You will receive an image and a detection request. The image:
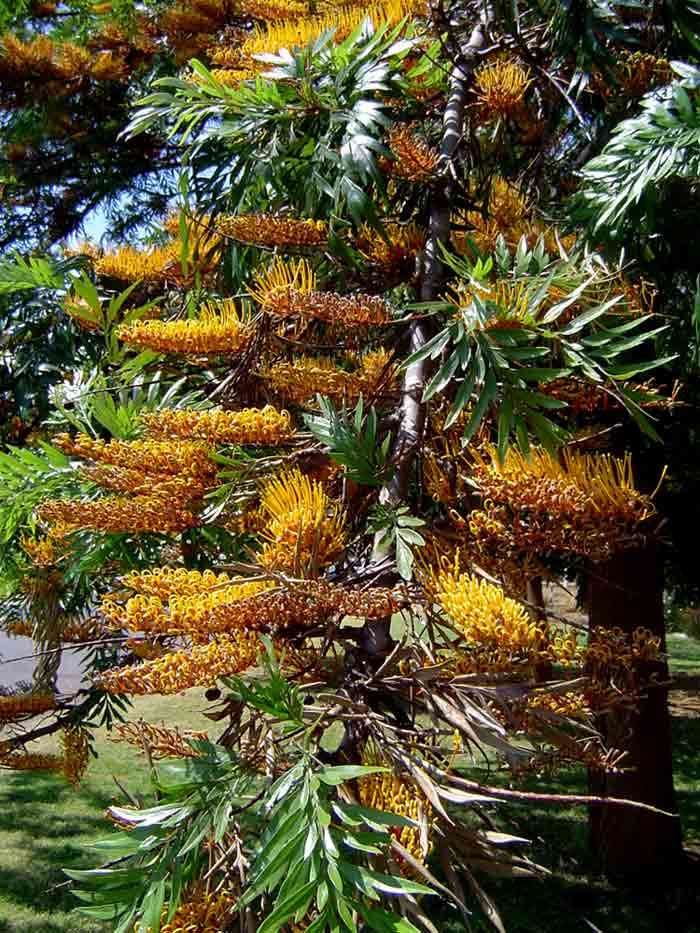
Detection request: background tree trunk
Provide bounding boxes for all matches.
[31,579,63,694]
[587,543,683,881]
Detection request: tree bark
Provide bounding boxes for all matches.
[31,578,63,694]
[526,576,552,682]
[587,543,683,882]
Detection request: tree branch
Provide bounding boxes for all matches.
[379,3,493,508]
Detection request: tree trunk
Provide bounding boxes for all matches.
[587,544,683,882]
[526,576,552,682]
[31,579,63,694]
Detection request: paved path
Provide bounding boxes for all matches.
[0,633,85,694]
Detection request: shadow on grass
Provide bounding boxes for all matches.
[433,710,700,933]
[0,920,82,933]
[0,771,113,918]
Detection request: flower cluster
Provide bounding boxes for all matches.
[251,258,391,326]
[158,0,239,58]
[209,0,425,81]
[101,579,273,635]
[112,720,208,759]
[81,464,212,503]
[468,445,658,561]
[356,222,426,271]
[54,433,216,477]
[357,768,432,863]
[204,581,407,635]
[121,567,236,599]
[0,34,128,87]
[262,349,395,405]
[382,125,438,182]
[258,469,347,574]
[60,727,90,786]
[216,213,328,248]
[454,178,575,257]
[156,884,238,933]
[43,434,216,534]
[586,626,662,679]
[0,751,64,773]
[94,244,179,284]
[0,692,56,722]
[142,405,294,445]
[423,440,471,505]
[474,57,532,119]
[594,51,673,99]
[37,495,200,535]
[542,378,620,414]
[447,278,537,328]
[20,531,63,567]
[116,300,253,356]
[96,633,261,695]
[431,563,547,672]
[543,377,676,415]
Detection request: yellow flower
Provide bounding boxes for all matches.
[117,300,253,356]
[90,49,129,81]
[61,728,90,786]
[20,532,63,567]
[112,720,208,760]
[0,34,92,83]
[467,445,659,561]
[212,0,426,80]
[474,57,532,119]
[356,222,426,270]
[94,244,180,284]
[262,348,394,405]
[446,278,536,329]
[382,125,438,182]
[54,433,216,477]
[0,751,64,773]
[216,213,328,248]
[0,692,56,722]
[37,495,200,534]
[122,566,237,599]
[153,883,238,933]
[249,257,316,315]
[594,51,673,99]
[454,177,576,257]
[258,468,347,574]
[96,633,261,695]
[101,579,273,634]
[251,257,391,326]
[142,405,294,445]
[81,464,214,503]
[431,562,545,671]
[357,760,432,863]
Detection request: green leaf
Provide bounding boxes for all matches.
[257,881,318,933]
[319,765,389,785]
[357,905,424,932]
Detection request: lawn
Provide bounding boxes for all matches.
[0,639,699,933]
[668,632,700,675]
[0,693,211,933]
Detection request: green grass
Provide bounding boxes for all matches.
[668,632,700,675]
[0,693,212,933]
[0,640,699,932]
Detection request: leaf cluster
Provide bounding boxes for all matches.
[574,67,700,239]
[305,395,394,487]
[407,245,672,451]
